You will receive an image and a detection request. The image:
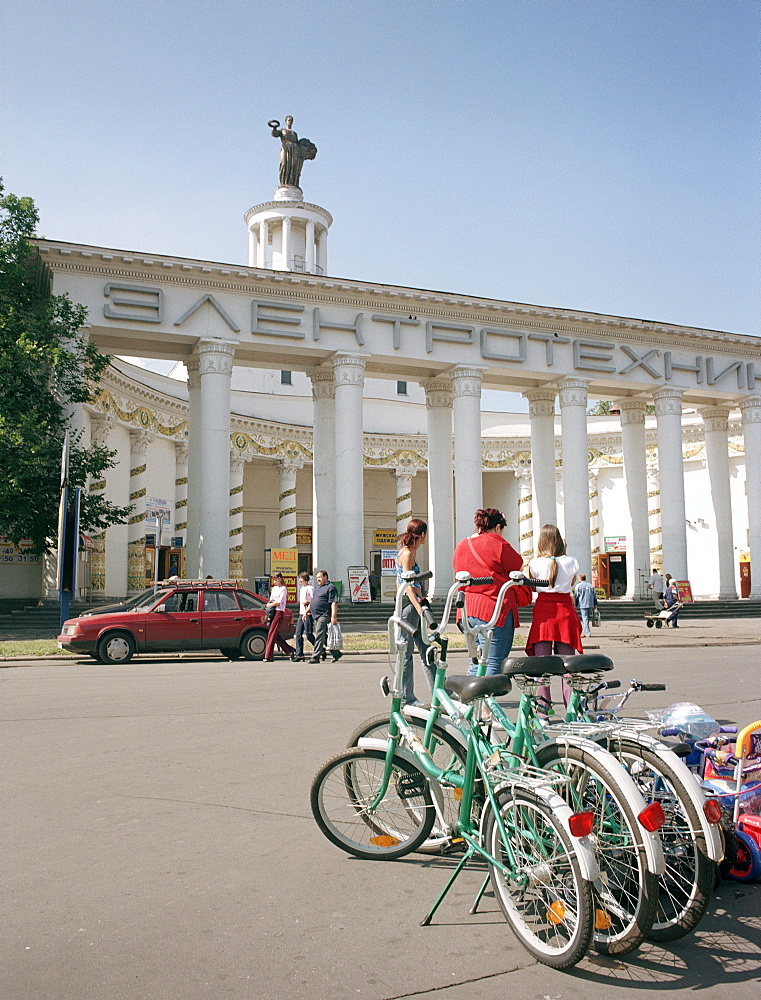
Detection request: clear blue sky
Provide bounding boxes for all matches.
[2,0,759,339]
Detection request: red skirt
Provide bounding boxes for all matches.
[525,592,583,655]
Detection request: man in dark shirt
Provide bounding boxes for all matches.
[308,570,342,662]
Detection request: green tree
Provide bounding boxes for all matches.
[0,180,130,552]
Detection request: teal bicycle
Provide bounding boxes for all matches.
[311,570,599,969]
[347,571,667,956]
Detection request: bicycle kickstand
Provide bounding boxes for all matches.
[420,845,477,926]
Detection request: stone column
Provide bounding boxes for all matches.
[185,357,201,578]
[248,224,258,270]
[450,366,483,541]
[654,387,688,580]
[316,228,327,274]
[739,395,761,599]
[392,468,416,531]
[174,441,189,551]
[424,379,454,598]
[515,469,534,563]
[197,340,235,579]
[228,451,247,580]
[332,354,366,592]
[700,406,738,599]
[282,216,292,270]
[559,378,591,579]
[127,429,152,593]
[647,464,662,571]
[310,369,336,577]
[89,413,112,596]
[278,459,302,549]
[306,219,316,273]
[258,219,269,268]
[588,468,601,563]
[618,398,651,599]
[524,388,558,534]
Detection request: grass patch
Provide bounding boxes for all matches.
[0,639,78,657]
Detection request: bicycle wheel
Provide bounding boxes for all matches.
[605,737,714,941]
[483,787,594,969]
[535,743,658,955]
[347,713,469,848]
[310,747,436,860]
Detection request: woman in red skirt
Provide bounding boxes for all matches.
[525,524,582,710]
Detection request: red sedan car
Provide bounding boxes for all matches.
[57,580,294,664]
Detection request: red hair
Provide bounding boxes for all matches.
[398,518,427,549]
[474,508,506,532]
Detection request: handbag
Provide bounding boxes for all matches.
[326,622,343,651]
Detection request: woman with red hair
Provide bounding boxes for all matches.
[453,507,529,676]
[396,518,433,706]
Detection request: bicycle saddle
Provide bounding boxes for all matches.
[501,655,566,677]
[447,674,513,703]
[560,654,614,674]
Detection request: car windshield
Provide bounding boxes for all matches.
[130,588,165,610]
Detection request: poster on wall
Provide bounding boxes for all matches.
[373,530,397,548]
[0,538,40,564]
[380,548,398,602]
[270,548,299,602]
[348,565,371,603]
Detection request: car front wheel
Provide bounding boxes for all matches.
[97,632,136,664]
[241,630,267,661]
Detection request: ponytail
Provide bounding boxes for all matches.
[398,517,428,549]
[536,524,565,586]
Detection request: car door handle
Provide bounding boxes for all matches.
[189,618,199,624]
[234,617,242,621]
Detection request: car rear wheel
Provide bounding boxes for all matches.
[97,632,136,664]
[241,630,267,661]
[220,647,243,660]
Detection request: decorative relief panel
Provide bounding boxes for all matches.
[96,389,187,439]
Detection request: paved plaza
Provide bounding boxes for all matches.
[4,621,760,1000]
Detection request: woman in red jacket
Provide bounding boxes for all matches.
[452,508,530,676]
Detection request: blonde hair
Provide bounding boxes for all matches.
[536,524,566,587]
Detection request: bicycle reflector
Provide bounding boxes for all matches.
[703,798,723,824]
[638,801,666,832]
[547,900,567,925]
[568,811,595,838]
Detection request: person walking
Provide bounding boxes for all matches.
[649,567,664,606]
[309,570,342,663]
[452,507,530,676]
[525,524,583,711]
[664,578,681,627]
[574,573,597,638]
[396,518,434,706]
[263,572,296,661]
[293,570,314,661]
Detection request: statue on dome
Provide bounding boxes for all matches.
[268,116,317,189]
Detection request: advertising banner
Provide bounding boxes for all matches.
[380,548,398,602]
[0,538,40,564]
[675,580,693,603]
[348,565,371,603]
[373,530,397,548]
[271,548,299,602]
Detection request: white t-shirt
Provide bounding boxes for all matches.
[528,555,579,594]
[298,584,313,614]
[269,585,288,611]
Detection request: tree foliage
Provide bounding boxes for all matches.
[0,180,131,552]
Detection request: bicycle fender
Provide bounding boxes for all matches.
[356,737,446,816]
[534,786,601,885]
[536,733,666,875]
[608,729,723,862]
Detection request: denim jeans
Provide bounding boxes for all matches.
[397,601,435,704]
[294,614,314,658]
[466,611,515,676]
[579,607,592,635]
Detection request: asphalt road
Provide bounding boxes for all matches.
[3,639,760,1000]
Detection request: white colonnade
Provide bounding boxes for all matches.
[654,387,688,580]
[451,366,483,540]
[310,369,336,576]
[700,407,737,599]
[739,395,761,599]
[196,340,235,580]
[332,354,367,585]
[424,379,455,598]
[524,388,557,535]
[559,378,592,579]
[618,398,651,599]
